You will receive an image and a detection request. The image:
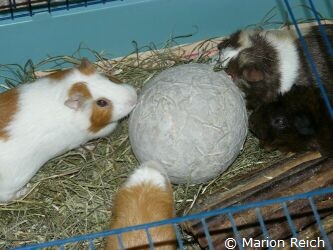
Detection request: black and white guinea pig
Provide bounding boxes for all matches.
[249,85,333,157]
[0,59,137,203]
[218,24,333,110]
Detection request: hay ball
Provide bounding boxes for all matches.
[128,63,248,184]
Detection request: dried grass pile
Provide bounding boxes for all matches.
[0,38,287,250]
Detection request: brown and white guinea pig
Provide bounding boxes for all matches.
[217,24,333,110]
[105,161,177,250]
[249,85,333,157]
[0,59,137,203]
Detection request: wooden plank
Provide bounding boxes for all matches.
[184,152,333,249]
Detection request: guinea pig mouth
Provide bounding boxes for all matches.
[119,114,131,123]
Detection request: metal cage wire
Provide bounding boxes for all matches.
[0,0,119,21]
[283,0,333,118]
[6,0,333,249]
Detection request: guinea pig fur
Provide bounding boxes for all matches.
[0,59,137,203]
[218,24,333,110]
[105,161,177,250]
[249,85,333,157]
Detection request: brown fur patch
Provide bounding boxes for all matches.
[78,58,96,76]
[89,101,112,133]
[105,183,176,250]
[68,82,92,99]
[68,82,112,132]
[47,69,72,80]
[65,82,93,111]
[222,32,280,110]
[0,88,19,140]
[47,58,96,80]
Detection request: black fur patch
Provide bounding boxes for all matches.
[295,25,333,95]
[217,30,241,50]
[225,33,280,109]
[249,85,333,157]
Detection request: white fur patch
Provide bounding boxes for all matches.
[125,162,168,190]
[219,31,254,68]
[266,33,300,93]
[220,47,241,67]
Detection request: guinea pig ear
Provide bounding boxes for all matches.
[242,66,264,82]
[65,82,92,110]
[64,93,86,110]
[217,39,230,50]
[293,113,316,136]
[78,58,96,75]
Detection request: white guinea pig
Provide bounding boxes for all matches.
[105,161,177,250]
[0,59,137,203]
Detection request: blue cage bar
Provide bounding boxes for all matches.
[11,187,333,250]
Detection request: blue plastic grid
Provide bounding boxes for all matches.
[10,187,333,249]
[0,0,119,21]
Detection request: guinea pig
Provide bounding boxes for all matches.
[0,59,137,203]
[217,24,333,110]
[105,161,177,250]
[249,85,333,157]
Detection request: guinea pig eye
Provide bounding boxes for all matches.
[271,116,287,129]
[96,98,109,108]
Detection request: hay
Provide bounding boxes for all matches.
[0,38,287,250]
